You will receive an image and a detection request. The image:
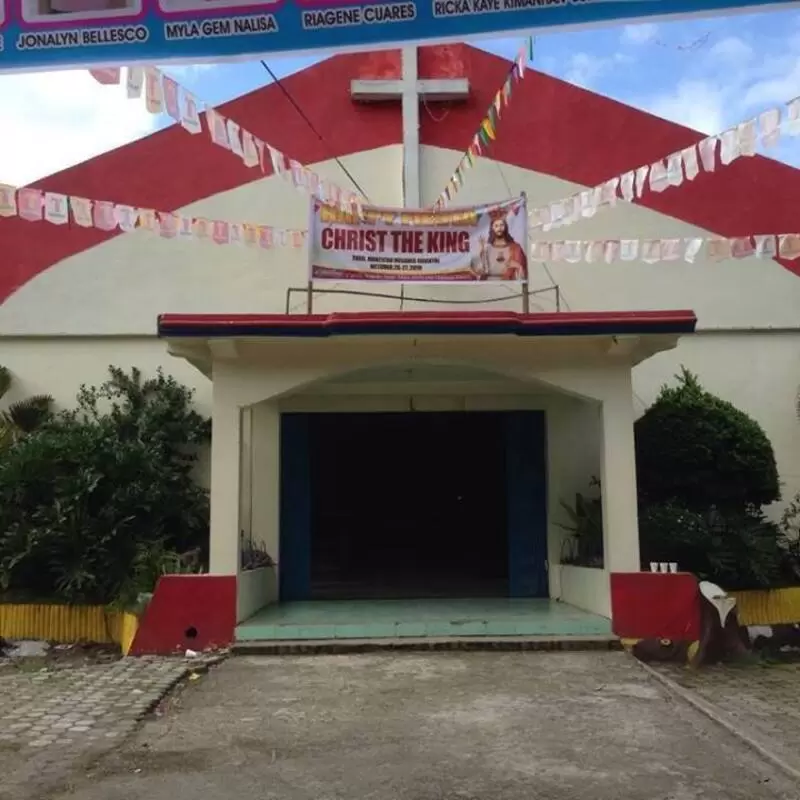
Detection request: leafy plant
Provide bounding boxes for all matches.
[0,365,53,450]
[639,502,787,589]
[635,367,780,512]
[240,531,275,571]
[112,540,201,612]
[558,481,603,567]
[0,366,210,606]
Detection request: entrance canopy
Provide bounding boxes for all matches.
[160,308,696,620]
[2,0,797,75]
[159,309,697,380]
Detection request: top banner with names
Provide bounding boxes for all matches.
[0,0,798,75]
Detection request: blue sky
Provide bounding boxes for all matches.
[1,7,799,185]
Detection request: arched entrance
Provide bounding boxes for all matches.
[159,309,696,643]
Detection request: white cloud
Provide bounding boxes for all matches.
[622,23,658,45]
[706,36,754,65]
[0,70,158,186]
[741,56,800,108]
[640,29,800,138]
[648,80,727,134]
[564,52,633,89]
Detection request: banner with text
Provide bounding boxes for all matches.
[0,0,797,75]
[310,197,528,282]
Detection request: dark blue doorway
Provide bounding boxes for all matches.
[279,410,547,601]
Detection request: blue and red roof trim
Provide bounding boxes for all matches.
[157,310,697,339]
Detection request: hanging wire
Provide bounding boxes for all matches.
[652,32,712,51]
[259,60,370,201]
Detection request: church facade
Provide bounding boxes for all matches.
[1,45,799,639]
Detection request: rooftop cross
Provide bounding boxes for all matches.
[351,46,470,208]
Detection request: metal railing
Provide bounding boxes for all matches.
[284,283,561,315]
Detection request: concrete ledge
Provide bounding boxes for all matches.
[233,634,621,655]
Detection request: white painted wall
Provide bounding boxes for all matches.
[237,567,277,623]
[558,566,611,618]
[1,329,797,518]
[3,147,800,335]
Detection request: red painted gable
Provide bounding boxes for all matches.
[1,44,799,305]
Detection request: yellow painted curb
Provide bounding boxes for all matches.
[732,587,800,626]
[0,604,139,654]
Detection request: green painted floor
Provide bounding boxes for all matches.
[235,598,613,641]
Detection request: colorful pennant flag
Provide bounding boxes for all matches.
[0,183,306,250]
[88,66,366,218]
[527,94,800,233]
[434,37,534,210]
[529,234,798,263]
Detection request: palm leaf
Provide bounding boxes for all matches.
[0,366,11,401]
[6,395,53,433]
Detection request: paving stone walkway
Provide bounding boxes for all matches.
[650,660,800,778]
[0,656,216,800]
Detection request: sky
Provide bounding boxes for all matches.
[1,7,800,185]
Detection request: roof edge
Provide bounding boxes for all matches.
[157,310,698,339]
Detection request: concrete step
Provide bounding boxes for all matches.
[233,634,621,655]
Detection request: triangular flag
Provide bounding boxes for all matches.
[193,218,211,239]
[0,185,17,217]
[258,226,274,249]
[731,236,755,258]
[759,108,781,148]
[778,233,800,259]
[754,235,777,258]
[178,216,195,239]
[226,119,245,158]
[89,68,120,85]
[43,193,69,225]
[93,201,117,231]
[70,197,94,227]
[481,118,495,141]
[115,205,139,232]
[158,212,179,239]
[17,188,43,222]
[181,92,202,135]
[144,68,164,114]
[162,75,181,122]
[126,67,144,99]
[212,220,230,245]
[684,238,703,263]
[707,238,732,260]
[242,131,259,168]
[137,208,158,232]
[208,110,231,149]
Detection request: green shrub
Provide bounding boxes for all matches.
[0,367,209,605]
[635,368,780,512]
[639,502,786,589]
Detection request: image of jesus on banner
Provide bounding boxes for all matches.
[471,204,528,281]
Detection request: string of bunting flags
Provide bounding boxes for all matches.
[0,183,306,249]
[433,37,534,211]
[530,233,800,263]
[526,95,800,233]
[88,65,365,218]
[3,177,797,263]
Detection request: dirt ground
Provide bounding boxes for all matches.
[48,651,799,800]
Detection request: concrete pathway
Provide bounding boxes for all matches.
[649,660,800,779]
[47,652,799,800]
[0,656,213,800]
